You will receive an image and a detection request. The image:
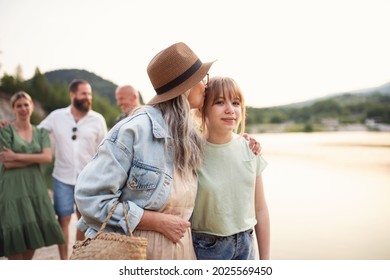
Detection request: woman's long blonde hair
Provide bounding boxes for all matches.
[154,94,204,179]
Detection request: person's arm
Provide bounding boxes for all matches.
[2,161,33,169]
[243,133,262,155]
[0,126,19,168]
[0,147,52,168]
[254,175,270,259]
[0,121,11,128]
[0,127,53,169]
[137,210,190,243]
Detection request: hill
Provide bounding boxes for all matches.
[39,69,390,111]
[245,80,390,132]
[279,81,390,109]
[42,69,145,105]
[2,69,389,132]
[351,81,390,95]
[43,69,118,104]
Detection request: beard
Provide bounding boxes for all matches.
[73,98,91,112]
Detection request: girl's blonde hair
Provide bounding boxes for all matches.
[154,94,204,179]
[201,76,246,134]
[10,91,33,108]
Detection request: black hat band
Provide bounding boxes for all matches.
[155,59,202,94]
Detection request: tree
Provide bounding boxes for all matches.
[30,67,52,108]
[0,74,18,94]
[15,64,24,81]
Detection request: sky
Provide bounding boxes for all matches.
[1,0,390,108]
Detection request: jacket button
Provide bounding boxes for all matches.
[130,179,137,188]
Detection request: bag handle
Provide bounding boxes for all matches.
[95,200,134,238]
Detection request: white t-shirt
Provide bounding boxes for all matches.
[39,106,107,185]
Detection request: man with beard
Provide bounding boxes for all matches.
[38,79,107,259]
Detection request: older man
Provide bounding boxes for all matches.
[114,85,140,123]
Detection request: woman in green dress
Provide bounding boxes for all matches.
[0,91,64,260]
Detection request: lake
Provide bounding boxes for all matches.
[256,131,390,260]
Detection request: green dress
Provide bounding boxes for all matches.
[0,125,64,257]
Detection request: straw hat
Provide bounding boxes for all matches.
[147,42,215,105]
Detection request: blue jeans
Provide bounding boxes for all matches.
[192,229,256,260]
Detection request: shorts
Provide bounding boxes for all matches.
[53,177,76,217]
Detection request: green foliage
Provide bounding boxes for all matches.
[30,112,41,125]
[303,123,314,132]
[1,67,122,128]
[246,93,390,129]
[138,91,145,105]
[1,66,389,133]
[92,96,121,128]
[0,73,29,94]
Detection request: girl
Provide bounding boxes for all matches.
[191,76,270,260]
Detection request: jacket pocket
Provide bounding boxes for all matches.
[124,160,172,209]
[127,161,161,190]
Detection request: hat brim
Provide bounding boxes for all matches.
[147,61,215,105]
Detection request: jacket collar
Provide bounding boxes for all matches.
[139,106,170,139]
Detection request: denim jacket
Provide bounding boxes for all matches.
[75,106,174,238]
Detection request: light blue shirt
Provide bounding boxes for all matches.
[75,106,174,237]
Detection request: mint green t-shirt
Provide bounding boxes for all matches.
[191,133,267,236]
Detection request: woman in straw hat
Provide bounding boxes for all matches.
[75,42,215,259]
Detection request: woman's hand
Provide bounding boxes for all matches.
[0,147,18,162]
[159,214,191,243]
[138,210,190,243]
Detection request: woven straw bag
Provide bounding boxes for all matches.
[69,200,148,260]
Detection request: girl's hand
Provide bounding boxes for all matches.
[243,133,262,155]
